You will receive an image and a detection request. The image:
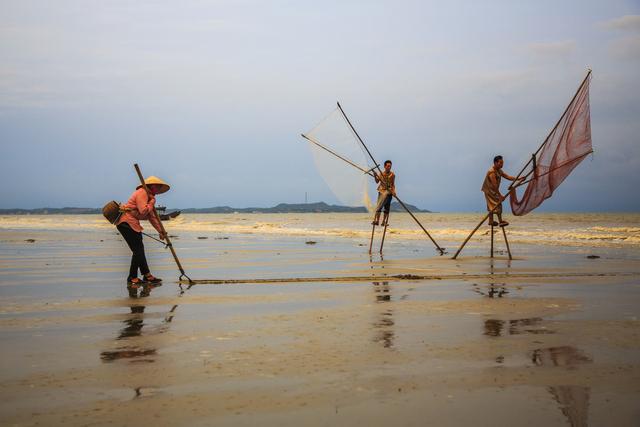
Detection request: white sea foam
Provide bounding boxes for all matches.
[1,213,639,248]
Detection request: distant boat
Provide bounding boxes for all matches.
[157,206,180,221]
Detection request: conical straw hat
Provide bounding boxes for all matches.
[137,176,170,194]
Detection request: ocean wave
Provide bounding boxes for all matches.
[1,214,639,248]
[589,226,640,233]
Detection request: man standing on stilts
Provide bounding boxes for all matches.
[481,155,524,227]
[372,160,396,226]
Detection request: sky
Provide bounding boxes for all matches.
[1,0,639,211]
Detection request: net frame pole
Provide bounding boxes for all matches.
[517,151,593,187]
[301,133,374,176]
[335,102,446,255]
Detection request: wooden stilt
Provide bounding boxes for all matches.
[368,222,376,254]
[501,225,513,260]
[490,222,494,258]
[379,213,389,254]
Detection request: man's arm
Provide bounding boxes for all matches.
[500,170,524,182]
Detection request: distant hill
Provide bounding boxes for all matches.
[0,201,431,215]
[0,207,101,215]
[182,202,430,213]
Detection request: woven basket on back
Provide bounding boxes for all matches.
[102,200,123,224]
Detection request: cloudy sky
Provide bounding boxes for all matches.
[1,0,638,211]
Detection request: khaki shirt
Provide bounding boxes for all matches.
[377,171,395,193]
[481,166,505,196]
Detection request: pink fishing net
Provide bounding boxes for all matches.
[510,74,593,216]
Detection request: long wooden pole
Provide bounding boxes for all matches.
[452,181,528,259]
[517,151,593,186]
[452,209,496,259]
[301,133,373,176]
[335,102,445,255]
[134,164,193,283]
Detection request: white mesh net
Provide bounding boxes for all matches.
[303,108,373,211]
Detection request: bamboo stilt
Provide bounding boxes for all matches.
[490,222,494,258]
[379,213,389,254]
[501,225,513,260]
[368,222,376,254]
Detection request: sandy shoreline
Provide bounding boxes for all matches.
[1,222,640,426]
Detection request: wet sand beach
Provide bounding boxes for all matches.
[1,213,640,426]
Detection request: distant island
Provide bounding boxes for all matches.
[0,202,432,215]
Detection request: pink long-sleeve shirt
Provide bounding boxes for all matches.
[116,188,162,233]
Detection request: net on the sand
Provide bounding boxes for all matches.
[510,73,593,216]
[303,107,373,210]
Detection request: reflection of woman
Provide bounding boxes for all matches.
[100,283,161,363]
[116,176,170,285]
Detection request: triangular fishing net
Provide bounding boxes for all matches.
[510,73,593,216]
[303,107,373,211]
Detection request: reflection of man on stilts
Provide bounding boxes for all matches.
[372,160,396,226]
[481,155,524,227]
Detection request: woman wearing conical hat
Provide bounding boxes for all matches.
[116,176,170,285]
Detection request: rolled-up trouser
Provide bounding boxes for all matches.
[484,191,502,215]
[375,191,393,214]
[117,222,150,280]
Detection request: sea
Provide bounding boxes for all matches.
[1,212,639,249]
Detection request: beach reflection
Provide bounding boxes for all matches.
[483,317,553,337]
[100,283,166,363]
[484,313,592,426]
[472,282,508,298]
[532,346,593,427]
[372,281,395,349]
[473,259,510,298]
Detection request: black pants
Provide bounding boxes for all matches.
[375,191,393,214]
[117,223,150,280]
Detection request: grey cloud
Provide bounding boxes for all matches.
[600,15,640,32]
[526,40,576,58]
[609,36,640,60]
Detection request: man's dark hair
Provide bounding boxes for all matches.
[384,160,392,166]
[493,155,503,163]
